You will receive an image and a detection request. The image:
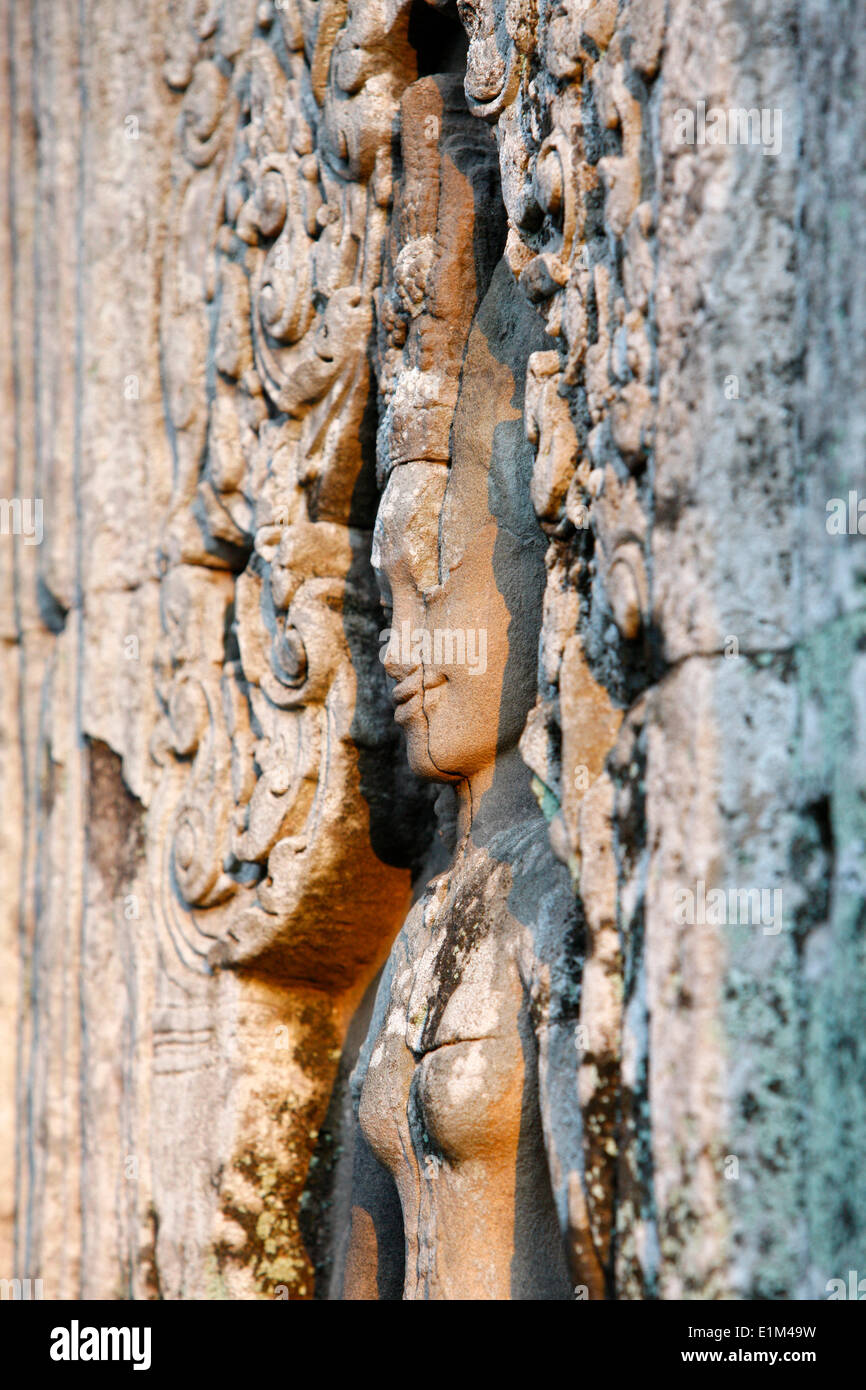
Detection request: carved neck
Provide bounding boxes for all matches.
[455,743,540,850]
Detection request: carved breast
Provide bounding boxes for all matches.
[358,844,572,1299]
[359,884,527,1169]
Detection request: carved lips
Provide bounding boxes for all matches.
[391,668,447,725]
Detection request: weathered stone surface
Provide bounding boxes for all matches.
[1,0,864,1302]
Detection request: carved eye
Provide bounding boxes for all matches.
[273,624,308,687]
[379,598,394,635]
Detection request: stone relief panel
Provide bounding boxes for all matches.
[6,0,865,1309]
[444,0,665,1297]
[150,0,442,1297]
[156,0,429,968]
[147,0,664,1297]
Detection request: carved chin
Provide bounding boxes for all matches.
[400,717,456,784]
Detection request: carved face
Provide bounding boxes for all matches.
[373,261,546,784]
[373,461,505,782]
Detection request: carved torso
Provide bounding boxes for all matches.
[357,819,573,1299]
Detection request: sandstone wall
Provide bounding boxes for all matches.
[1,0,863,1300]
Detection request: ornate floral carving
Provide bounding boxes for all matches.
[154,0,431,994]
[447,0,665,1298]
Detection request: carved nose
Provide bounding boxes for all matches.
[380,625,418,686]
[382,642,412,684]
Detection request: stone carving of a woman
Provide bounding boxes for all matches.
[341,76,586,1300]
